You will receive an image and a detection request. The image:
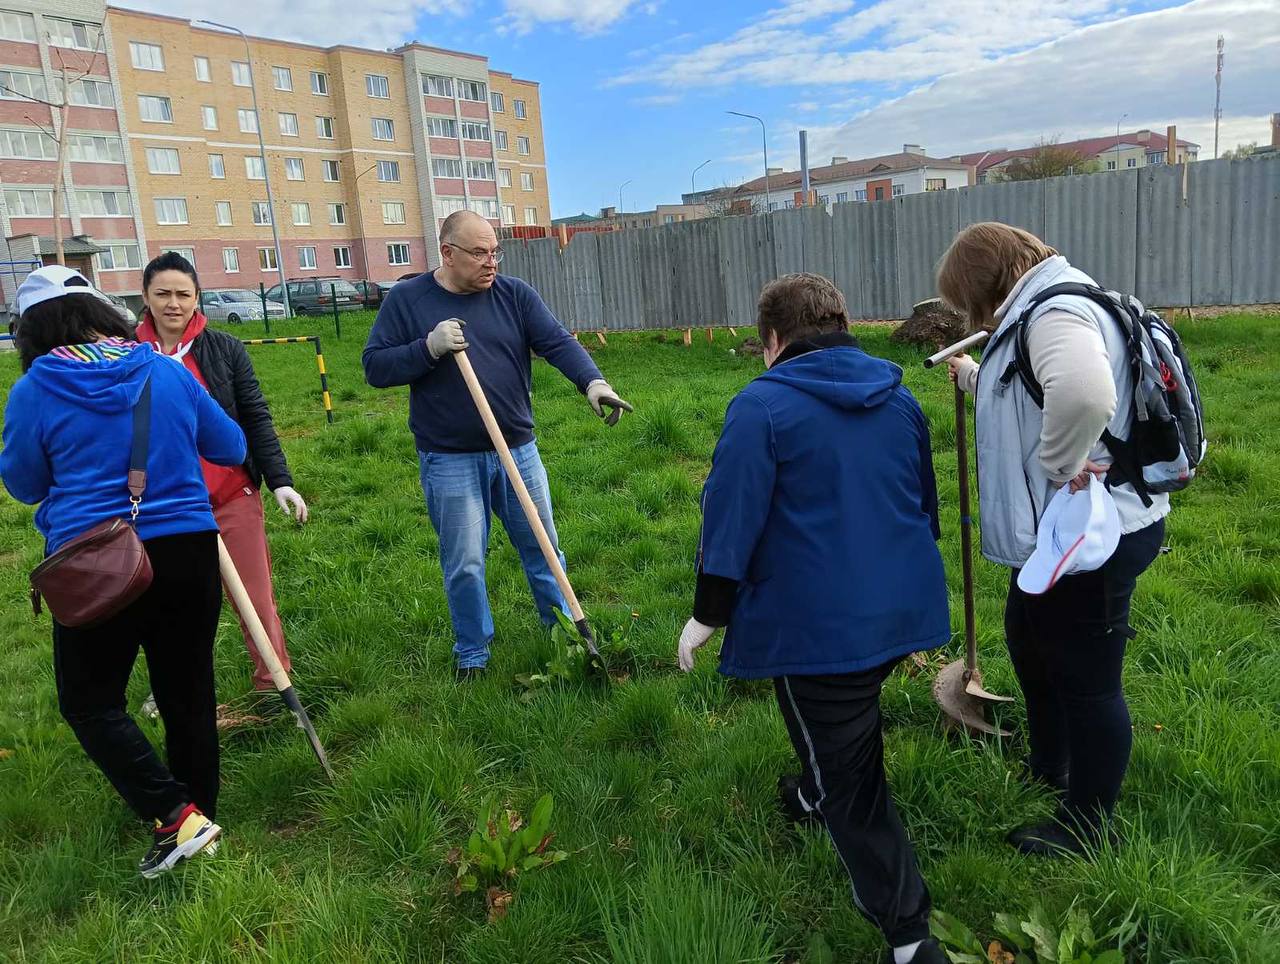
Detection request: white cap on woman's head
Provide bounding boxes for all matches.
[16,265,113,316]
[1017,474,1121,595]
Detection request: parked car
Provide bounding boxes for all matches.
[202,289,287,324]
[264,277,363,314]
[351,279,392,307]
[105,294,137,325]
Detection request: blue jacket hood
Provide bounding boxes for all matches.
[755,345,902,410]
[25,343,155,414]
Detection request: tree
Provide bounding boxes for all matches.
[988,137,1101,182]
[1220,142,1258,160]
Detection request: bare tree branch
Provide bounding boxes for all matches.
[0,82,58,108]
[21,113,56,139]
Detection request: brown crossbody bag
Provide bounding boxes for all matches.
[29,377,154,627]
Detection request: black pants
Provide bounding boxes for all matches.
[775,664,931,947]
[53,531,222,822]
[1006,518,1165,825]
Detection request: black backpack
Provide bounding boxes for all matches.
[1004,282,1206,507]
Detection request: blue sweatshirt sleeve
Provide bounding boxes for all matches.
[363,290,438,388]
[0,379,52,505]
[191,373,247,466]
[698,392,777,581]
[916,404,942,541]
[519,282,603,392]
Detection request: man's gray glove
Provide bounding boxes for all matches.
[426,317,469,360]
[586,379,634,426]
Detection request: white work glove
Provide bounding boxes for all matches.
[426,317,469,360]
[585,379,634,426]
[677,618,718,672]
[272,485,309,523]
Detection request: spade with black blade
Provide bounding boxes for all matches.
[217,535,336,779]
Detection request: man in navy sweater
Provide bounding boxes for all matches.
[363,211,631,675]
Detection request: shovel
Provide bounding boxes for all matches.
[217,536,336,780]
[454,350,607,678]
[924,333,1013,737]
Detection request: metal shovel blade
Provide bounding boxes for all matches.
[933,659,1012,738]
[279,685,336,782]
[574,617,610,683]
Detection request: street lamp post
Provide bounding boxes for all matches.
[1114,112,1128,171]
[727,111,770,213]
[353,161,379,283]
[197,19,290,317]
[618,179,632,222]
[691,158,711,197]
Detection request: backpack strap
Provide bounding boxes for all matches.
[127,377,152,521]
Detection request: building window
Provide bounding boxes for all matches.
[520,172,534,191]
[232,61,251,86]
[432,158,463,178]
[222,247,239,272]
[298,246,317,270]
[490,91,504,112]
[316,116,334,139]
[259,247,278,271]
[835,191,848,203]
[59,77,114,108]
[371,118,394,141]
[277,112,298,137]
[366,73,390,98]
[1127,157,1137,168]
[162,246,196,267]
[3,188,54,216]
[0,11,37,43]
[0,128,57,160]
[460,121,489,141]
[334,246,351,268]
[466,160,495,180]
[1106,160,1117,171]
[517,135,530,155]
[501,203,515,225]
[422,74,453,97]
[130,42,165,71]
[138,95,173,123]
[514,99,527,119]
[458,79,486,102]
[208,153,225,178]
[98,242,142,271]
[145,147,180,174]
[317,160,337,182]
[291,202,310,225]
[925,178,947,192]
[215,200,233,225]
[855,189,867,202]
[245,155,266,180]
[46,18,101,51]
[382,201,406,224]
[499,168,512,188]
[0,70,47,101]
[252,201,272,225]
[154,197,189,224]
[467,198,498,218]
[426,117,457,138]
[663,214,675,224]
[494,130,508,151]
[435,197,466,217]
[891,183,904,198]
[329,203,345,225]
[194,56,210,82]
[311,71,328,95]
[377,160,401,182]
[74,189,132,216]
[238,108,259,134]
[387,243,411,266]
[284,157,304,180]
[524,207,537,225]
[202,105,218,130]
[67,133,124,163]
[272,66,292,91]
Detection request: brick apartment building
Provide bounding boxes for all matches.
[0,0,551,308]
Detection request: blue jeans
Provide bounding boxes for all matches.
[418,441,568,668]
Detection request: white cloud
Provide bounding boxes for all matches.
[501,0,648,35]
[634,93,682,106]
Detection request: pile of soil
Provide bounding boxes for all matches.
[739,336,765,357]
[891,298,968,348]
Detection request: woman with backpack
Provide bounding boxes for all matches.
[1,267,245,876]
[937,222,1171,856]
[135,252,307,720]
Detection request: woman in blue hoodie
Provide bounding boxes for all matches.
[1,267,246,878]
[677,273,951,964]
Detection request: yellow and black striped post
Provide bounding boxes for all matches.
[240,336,334,424]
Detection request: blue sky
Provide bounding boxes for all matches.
[146,0,1280,217]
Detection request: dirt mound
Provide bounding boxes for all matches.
[739,337,765,357]
[891,298,968,348]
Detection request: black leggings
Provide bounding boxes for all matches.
[53,530,222,822]
[1005,518,1165,825]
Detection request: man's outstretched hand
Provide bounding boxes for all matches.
[586,380,634,426]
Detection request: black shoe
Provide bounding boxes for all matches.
[455,665,487,681]
[777,775,821,827]
[881,938,948,964]
[1020,758,1069,796]
[1007,810,1117,858]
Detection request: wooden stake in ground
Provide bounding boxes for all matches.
[706,328,714,343]
[682,329,692,347]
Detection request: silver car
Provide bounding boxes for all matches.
[202,289,287,324]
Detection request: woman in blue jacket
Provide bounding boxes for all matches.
[1,267,246,878]
[677,273,951,964]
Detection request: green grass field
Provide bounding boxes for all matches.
[1,312,1278,963]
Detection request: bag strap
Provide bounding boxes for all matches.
[127,377,152,519]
